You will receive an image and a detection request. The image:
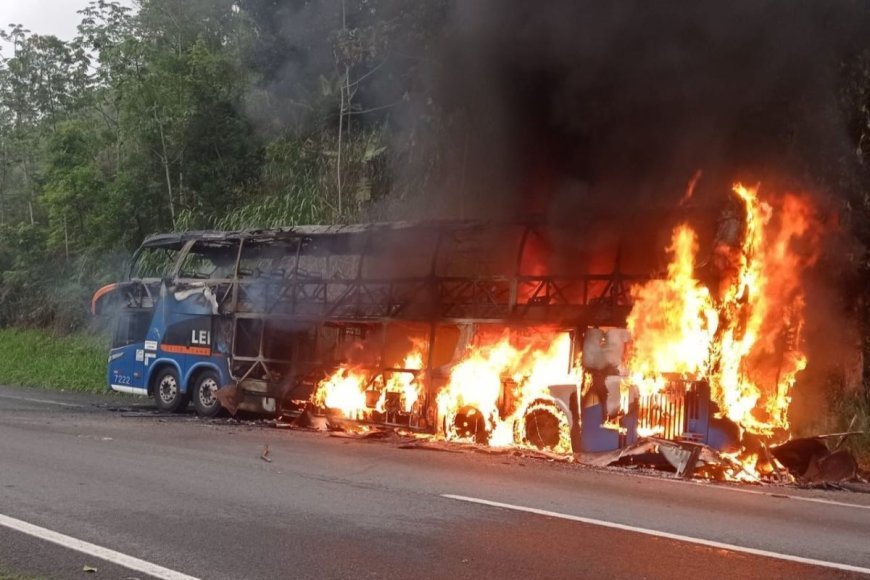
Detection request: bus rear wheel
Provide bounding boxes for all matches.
[193,371,223,418]
[153,367,189,413]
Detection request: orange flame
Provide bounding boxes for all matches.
[377,350,425,413]
[436,330,577,452]
[625,183,820,439]
[310,181,821,474]
[312,342,426,419]
[311,368,369,419]
[710,185,819,434]
[627,225,718,396]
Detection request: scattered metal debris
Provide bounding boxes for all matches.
[397,441,465,454]
[564,429,869,485]
[656,439,704,479]
[288,409,328,431]
[215,384,244,416]
[329,430,392,440]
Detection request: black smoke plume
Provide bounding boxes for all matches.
[422,0,868,222]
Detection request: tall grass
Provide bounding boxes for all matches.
[0,569,48,580]
[828,388,870,469]
[0,328,107,392]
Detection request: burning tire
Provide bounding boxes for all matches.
[448,406,490,445]
[514,399,572,454]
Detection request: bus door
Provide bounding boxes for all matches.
[109,307,155,392]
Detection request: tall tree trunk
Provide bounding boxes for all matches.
[63,215,70,262]
[335,0,349,219]
[0,141,6,226]
[23,156,34,226]
[154,107,176,225]
[336,67,349,218]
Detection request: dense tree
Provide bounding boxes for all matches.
[0,0,446,329]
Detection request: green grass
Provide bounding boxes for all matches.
[0,565,49,580]
[0,328,107,393]
[841,415,870,471]
[823,387,870,471]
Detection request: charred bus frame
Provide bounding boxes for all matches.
[115,221,646,427]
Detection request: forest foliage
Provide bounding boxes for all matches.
[0,0,447,330]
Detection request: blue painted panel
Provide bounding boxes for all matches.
[580,404,621,452]
[108,344,147,391]
[707,417,740,451]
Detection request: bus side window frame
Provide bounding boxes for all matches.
[129,245,186,282]
[174,240,241,283]
[166,240,195,283]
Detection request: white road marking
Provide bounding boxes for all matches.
[0,394,82,408]
[668,477,870,511]
[443,494,870,576]
[0,513,199,580]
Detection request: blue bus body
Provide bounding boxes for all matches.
[107,289,232,398]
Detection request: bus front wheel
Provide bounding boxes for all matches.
[192,371,223,418]
[153,368,189,413]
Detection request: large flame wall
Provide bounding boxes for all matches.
[626,184,821,437]
[310,183,822,457]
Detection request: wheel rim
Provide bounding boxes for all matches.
[158,374,178,404]
[198,377,219,408]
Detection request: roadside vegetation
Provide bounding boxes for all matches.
[0,328,105,392]
[0,568,48,580]
[830,391,870,467]
[0,572,47,580]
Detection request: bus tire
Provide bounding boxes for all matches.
[192,370,223,418]
[153,367,188,413]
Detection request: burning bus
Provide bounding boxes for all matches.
[92,183,821,471]
[92,219,646,442]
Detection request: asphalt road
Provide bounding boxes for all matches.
[0,385,868,579]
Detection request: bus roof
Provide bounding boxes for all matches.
[140,221,498,249]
